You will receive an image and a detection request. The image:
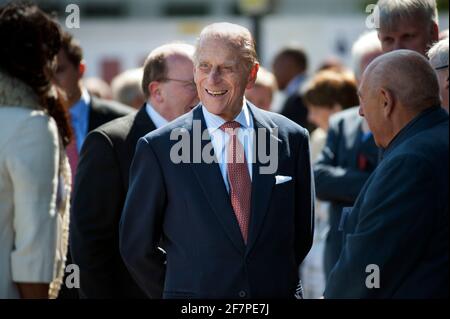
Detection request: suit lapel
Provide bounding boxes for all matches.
[129,104,156,142]
[122,105,157,190]
[126,104,157,164]
[246,104,277,254]
[189,106,246,254]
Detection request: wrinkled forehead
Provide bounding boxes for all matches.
[195,36,241,62]
[198,33,244,52]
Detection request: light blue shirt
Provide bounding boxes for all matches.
[202,99,254,193]
[145,102,169,129]
[69,89,90,152]
[285,73,307,96]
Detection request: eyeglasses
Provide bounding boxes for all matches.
[161,78,197,90]
[435,65,448,71]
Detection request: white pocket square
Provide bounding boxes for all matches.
[275,175,293,185]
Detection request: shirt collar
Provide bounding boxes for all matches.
[69,88,90,122]
[202,98,252,133]
[145,102,169,129]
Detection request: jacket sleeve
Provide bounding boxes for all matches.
[314,120,371,204]
[70,130,124,298]
[119,137,166,298]
[7,114,59,284]
[324,155,437,298]
[295,128,315,265]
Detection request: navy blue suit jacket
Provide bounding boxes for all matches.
[119,103,314,299]
[324,107,449,298]
[71,106,155,298]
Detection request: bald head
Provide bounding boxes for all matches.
[359,50,440,148]
[142,43,195,98]
[365,49,440,110]
[141,42,198,121]
[195,23,258,72]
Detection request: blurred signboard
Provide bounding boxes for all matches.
[238,0,271,15]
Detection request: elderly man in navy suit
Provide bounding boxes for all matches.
[119,23,314,299]
[324,50,449,298]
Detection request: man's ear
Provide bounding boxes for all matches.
[431,22,439,43]
[246,63,259,90]
[380,87,395,118]
[78,61,86,79]
[149,81,163,103]
[193,66,198,85]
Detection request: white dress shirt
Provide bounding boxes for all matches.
[202,99,254,193]
[145,102,169,129]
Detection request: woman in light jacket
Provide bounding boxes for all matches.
[0,3,72,299]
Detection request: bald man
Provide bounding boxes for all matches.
[324,50,449,298]
[120,23,314,299]
[70,43,198,298]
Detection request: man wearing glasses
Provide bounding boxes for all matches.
[428,39,449,112]
[70,43,198,298]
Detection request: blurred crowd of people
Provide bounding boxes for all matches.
[0,0,448,299]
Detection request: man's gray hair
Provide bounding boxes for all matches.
[194,22,259,72]
[377,0,438,30]
[351,31,382,80]
[428,39,449,70]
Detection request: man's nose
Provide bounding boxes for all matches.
[359,106,365,117]
[208,67,221,84]
[393,39,405,51]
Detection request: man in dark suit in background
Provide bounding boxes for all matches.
[325,50,448,298]
[272,46,314,132]
[53,31,133,299]
[315,31,382,279]
[70,43,198,298]
[54,31,133,179]
[120,23,314,299]
[317,0,441,281]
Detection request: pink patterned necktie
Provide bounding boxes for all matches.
[66,134,78,186]
[220,121,252,244]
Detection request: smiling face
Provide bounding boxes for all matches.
[194,37,258,121]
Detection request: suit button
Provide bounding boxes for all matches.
[238,290,247,298]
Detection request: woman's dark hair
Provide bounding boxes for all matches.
[0,2,72,146]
